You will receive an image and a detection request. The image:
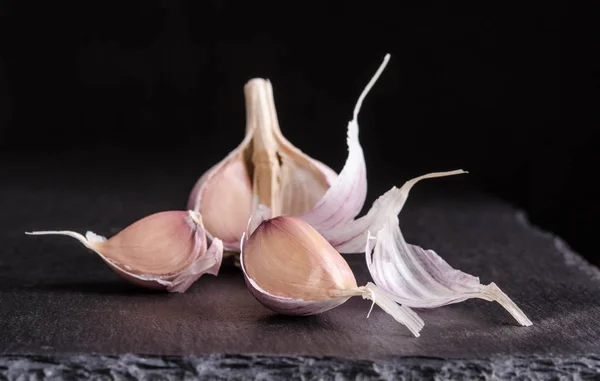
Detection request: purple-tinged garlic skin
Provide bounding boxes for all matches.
[240,216,359,316]
[243,275,351,316]
[365,215,533,327]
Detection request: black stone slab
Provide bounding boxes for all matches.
[1,158,599,379]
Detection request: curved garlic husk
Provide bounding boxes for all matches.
[188,55,391,253]
[240,215,425,337]
[25,210,223,293]
[365,218,533,326]
[323,170,532,326]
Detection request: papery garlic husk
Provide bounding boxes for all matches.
[25,210,223,293]
[365,218,533,326]
[240,215,425,337]
[345,172,533,327]
[188,55,392,253]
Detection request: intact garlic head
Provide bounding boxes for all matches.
[26,210,223,293]
[240,215,425,337]
[188,55,392,253]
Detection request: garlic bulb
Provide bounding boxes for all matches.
[240,215,425,337]
[26,210,223,293]
[188,55,391,252]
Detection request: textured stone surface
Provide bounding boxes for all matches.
[1,158,599,378]
[1,354,600,380]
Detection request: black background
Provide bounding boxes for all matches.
[0,2,595,264]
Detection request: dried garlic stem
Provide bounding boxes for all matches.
[245,79,280,215]
[480,283,533,327]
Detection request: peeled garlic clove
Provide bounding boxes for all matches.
[240,215,425,337]
[188,55,392,252]
[25,210,223,293]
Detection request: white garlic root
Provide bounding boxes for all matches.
[26,210,223,292]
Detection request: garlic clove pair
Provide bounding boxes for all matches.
[240,215,425,337]
[188,55,392,253]
[26,210,223,293]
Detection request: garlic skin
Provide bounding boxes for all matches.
[240,215,425,337]
[317,168,532,326]
[188,55,391,253]
[358,173,533,326]
[365,219,533,326]
[26,210,223,293]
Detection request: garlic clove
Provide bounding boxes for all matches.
[187,124,256,252]
[198,159,253,246]
[240,215,425,337]
[243,216,357,300]
[188,55,394,253]
[25,210,223,293]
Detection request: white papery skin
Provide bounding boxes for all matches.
[300,55,392,231]
[26,211,223,293]
[356,180,533,327]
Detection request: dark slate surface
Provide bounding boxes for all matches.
[1,158,599,379]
